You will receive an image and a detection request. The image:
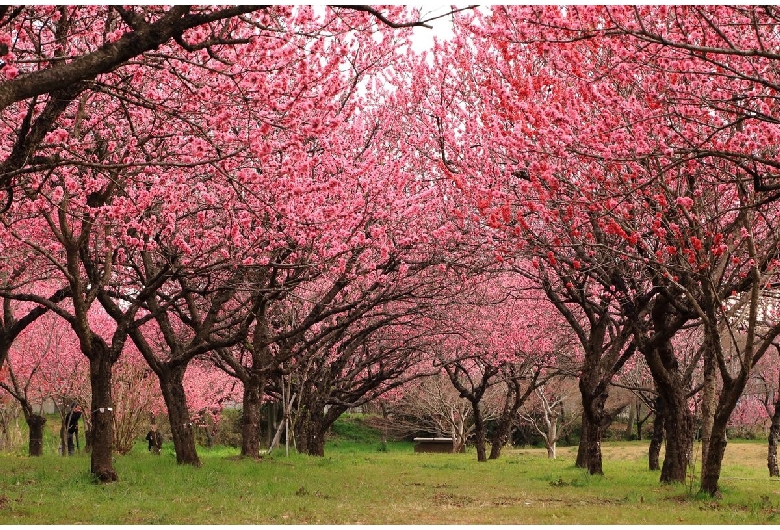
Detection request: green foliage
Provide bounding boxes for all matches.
[0,439,779,523]
[192,409,243,448]
[327,413,398,453]
[328,414,382,444]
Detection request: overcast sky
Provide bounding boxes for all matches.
[410,5,458,54]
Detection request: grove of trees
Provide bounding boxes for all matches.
[2,5,780,499]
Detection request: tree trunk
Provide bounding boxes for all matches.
[625,401,635,440]
[452,423,467,454]
[379,402,388,449]
[300,426,326,457]
[488,372,531,460]
[659,389,693,484]
[545,414,558,459]
[294,400,327,457]
[700,413,729,496]
[59,415,68,457]
[266,401,277,449]
[576,414,590,469]
[700,342,717,473]
[89,354,118,482]
[649,396,664,471]
[488,416,513,460]
[471,401,487,462]
[700,382,749,496]
[635,401,647,441]
[240,374,265,458]
[640,296,695,483]
[26,413,46,456]
[243,315,273,457]
[159,365,200,466]
[202,423,214,448]
[768,395,780,477]
[579,388,607,475]
[584,416,603,475]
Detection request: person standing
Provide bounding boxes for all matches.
[65,404,82,455]
[146,424,163,454]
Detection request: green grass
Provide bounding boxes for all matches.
[327,413,398,453]
[1,418,779,524]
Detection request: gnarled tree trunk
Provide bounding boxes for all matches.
[643,299,694,484]
[294,402,327,457]
[293,391,346,457]
[658,388,693,483]
[584,398,606,475]
[489,367,538,460]
[240,374,266,458]
[159,364,200,466]
[297,422,327,457]
[489,414,513,460]
[578,383,608,475]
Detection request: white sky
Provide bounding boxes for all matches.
[409,5,458,54]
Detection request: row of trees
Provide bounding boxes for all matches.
[412,6,780,496]
[4,302,777,469]
[2,5,780,498]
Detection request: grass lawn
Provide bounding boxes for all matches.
[0,420,779,524]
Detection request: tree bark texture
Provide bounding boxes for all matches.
[240,374,266,458]
[294,403,328,457]
[26,414,46,456]
[545,416,558,460]
[768,397,780,477]
[579,385,608,475]
[584,416,604,475]
[0,6,263,111]
[488,415,513,460]
[576,414,590,469]
[471,403,487,462]
[700,412,730,496]
[624,401,635,440]
[159,365,200,466]
[659,390,694,484]
[699,340,717,473]
[649,396,664,471]
[89,354,118,482]
[644,300,694,484]
[700,379,751,495]
[489,370,536,460]
[293,393,346,457]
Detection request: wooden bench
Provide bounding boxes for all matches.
[413,437,463,453]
